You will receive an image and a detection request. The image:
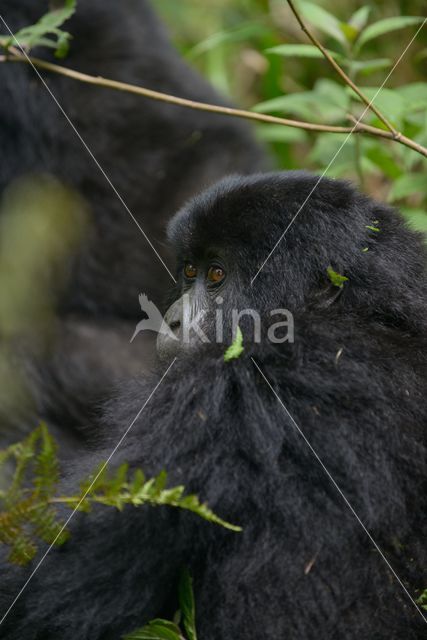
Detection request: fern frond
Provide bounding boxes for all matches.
[0,425,241,566]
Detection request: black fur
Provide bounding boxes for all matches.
[0,0,266,440]
[1,173,426,638]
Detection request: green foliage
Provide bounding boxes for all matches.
[123,569,198,640]
[266,44,343,61]
[178,569,198,640]
[327,266,349,288]
[62,464,242,532]
[251,2,427,230]
[0,426,241,566]
[0,424,68,565]
[224,326,244,362]
[416,588,427,611]
[124,619,184,640]
[354,16,426,53]
[0,0,76,58]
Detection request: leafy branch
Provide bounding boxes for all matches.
[0,2,426,158]
[286,0,397,135]
[0,425,241,566]
[0,0,76,59]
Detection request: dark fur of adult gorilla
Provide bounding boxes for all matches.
[0,0,266,442]
[1,172,426,639]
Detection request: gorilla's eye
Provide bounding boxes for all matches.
[207,265,225,284]
[184,263,197,279]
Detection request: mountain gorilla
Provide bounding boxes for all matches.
[1,173,426,639]
[0,0,266,444]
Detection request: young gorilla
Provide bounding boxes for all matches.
[1,173,426,639]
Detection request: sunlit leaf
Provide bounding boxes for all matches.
[348,6,371,32]
[299,1,347,45]
[224,326,244,362]
[355,16,425,52]
[348,58,392,77]
[327,267,349,288]
[187,23,268,59]
[256,124,307,144]
[265,44,343,61]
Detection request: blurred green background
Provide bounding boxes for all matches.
[158,0,427,233]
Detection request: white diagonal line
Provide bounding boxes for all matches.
[251,18,426,284]
[0,14,176,284]
[0,357,177,626]
[251,356,427,624]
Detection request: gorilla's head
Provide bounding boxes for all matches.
[157,172,427,360]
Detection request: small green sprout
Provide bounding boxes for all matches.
[326,266,349,288]
[224,326,244,362]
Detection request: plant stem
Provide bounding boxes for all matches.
[286,0,397,136]
[0,50,426,158]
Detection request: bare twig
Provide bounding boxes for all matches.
[0,50,426,158]
[286,0,398,136]
[0,51,350,135]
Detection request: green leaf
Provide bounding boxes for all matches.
[299,1,347,45]
[265,44,343,61]
[224,326,244,362]
[396,83,427,114]
[179,570,197,640]
[253,88,347,125]
[187,22,268,59]
[256,124,307,144]
[355,16,425,52]
[1,0,76,57]
[365,146,402,180]
[340,23,359,43]
[327,266,349,288]
[314,79,350,111]
[1,425,241,567]
[123,619,183,640]
[348,6,371,32]
[352,87,405,124]
[348,58,392,77]
[388,174,427,202]
[416,588,427,611]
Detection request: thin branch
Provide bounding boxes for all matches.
[0,50,426,158]
[286,0,398,136]
[0,51,351,135]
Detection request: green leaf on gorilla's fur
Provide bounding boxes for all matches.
[327,266,349,288]
[224,326,244,362]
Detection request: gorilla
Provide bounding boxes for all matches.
[1,172,426,639]
[0,0,266,444]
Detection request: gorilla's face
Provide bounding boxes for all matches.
[157,250,233,360]
[157,171,425,360]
